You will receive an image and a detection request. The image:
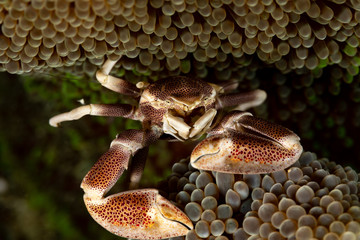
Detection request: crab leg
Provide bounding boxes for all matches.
[49,104,140,127]
[216,89,267,111]
[128,146,149,190]
[191,111,303,174]
[81,128,193,239]
[96,59,140,97]
[214,79,239,92]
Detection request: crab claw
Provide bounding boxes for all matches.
[84,189,193,239]
[81,129,192,239]
[190,112,303,174]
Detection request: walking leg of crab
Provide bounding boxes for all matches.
[190,111,303,174]
[128,147,149,190]
[96,59,140,97]
[49,104,139,127]
[216,79,239,92]
[215,89,267,111]
[81,129,193,239]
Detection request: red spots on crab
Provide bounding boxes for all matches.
[239,115,300,149]
[86,190,155,229]
[191,122,302,174]
[227,133,298,167]
[83,189,192,239]
[81,129,160,198]
[81,145,131,197]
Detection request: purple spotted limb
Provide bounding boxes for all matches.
[49,58,300,239]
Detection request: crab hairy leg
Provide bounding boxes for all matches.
[49,104,140,127]
[81,129,193,239]
[190,111,303,174]
[216,89,267,111]
[96,59,140,97]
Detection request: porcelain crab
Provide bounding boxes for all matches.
[49,59,303,239]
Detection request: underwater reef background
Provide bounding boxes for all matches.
[1,0,360,239]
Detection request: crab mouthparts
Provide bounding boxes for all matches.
[164,108,217,140]
[170,106,206,125]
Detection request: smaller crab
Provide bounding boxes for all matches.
[49,59,303,239]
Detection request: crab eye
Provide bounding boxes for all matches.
[166,100,171,104]
[204,97,209,101]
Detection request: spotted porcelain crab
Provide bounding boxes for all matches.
[49,59,303,239]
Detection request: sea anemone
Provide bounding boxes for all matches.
[159,151,360,239]
[0,0,359,78]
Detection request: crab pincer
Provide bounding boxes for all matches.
[83,189,192,239]
[190,111,303,174]
[80,129,193,239]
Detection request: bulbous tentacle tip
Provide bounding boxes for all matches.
[190,131,303,174]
